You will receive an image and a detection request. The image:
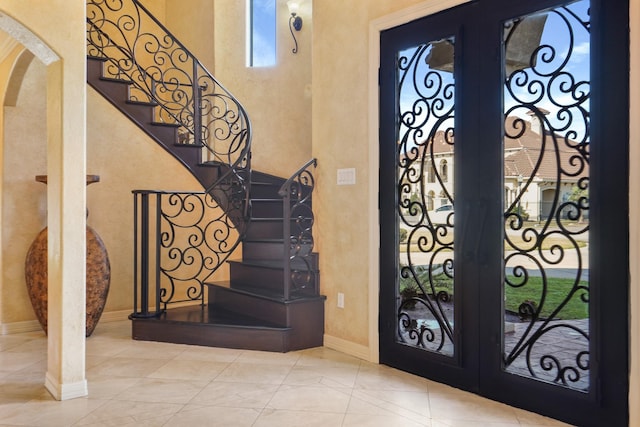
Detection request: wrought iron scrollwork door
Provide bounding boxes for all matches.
[379,0,628,425]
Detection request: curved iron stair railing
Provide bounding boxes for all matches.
[86,1,322,327]
[278,158,318,300]
[86,0,252,312]
[86,0,252,226]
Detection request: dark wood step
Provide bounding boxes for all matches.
[206,284,325,350]
[245,217,313,240]
[131,304,293,352]
[250,181,282,199]
[251,199,287,217]
[228,260,319,294]
[242,239,315,261]
[229,259,286,290]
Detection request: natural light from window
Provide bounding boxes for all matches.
[247,0,276,67]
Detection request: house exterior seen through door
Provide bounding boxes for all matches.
[379,0,629,425]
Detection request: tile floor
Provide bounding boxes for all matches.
[0,320,573,426]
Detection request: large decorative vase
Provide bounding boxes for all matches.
[24,175,111,337]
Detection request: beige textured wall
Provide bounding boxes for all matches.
[165,0,215,72]
[87,88,207,313]
[0,0,221,324]
[2,52,46,323]
[312,0,425,349]
[214,0,312,177]
[0,59,207,323]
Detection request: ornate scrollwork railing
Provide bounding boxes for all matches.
[86,0,251,220]
[278,159,318,300]
[131,190,242,317]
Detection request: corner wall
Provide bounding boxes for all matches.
[213,0,312,178]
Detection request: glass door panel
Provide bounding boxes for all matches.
[397,39,456,357]
[502,0,590,391]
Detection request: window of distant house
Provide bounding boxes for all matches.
[247,0,276,67]
[427,163,436,183]
[440,159,448,182]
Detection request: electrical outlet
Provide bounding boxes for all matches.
[337,292,345,308]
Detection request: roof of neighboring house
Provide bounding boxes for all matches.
[401,115,589,182]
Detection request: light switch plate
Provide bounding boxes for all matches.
[337,168,356,185]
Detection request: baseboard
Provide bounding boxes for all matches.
[323,333,375,362]
[45,372,88,400]
[0,319,41,335]
[97,309,131,323]
[1,309,132,335]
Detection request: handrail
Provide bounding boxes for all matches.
[87,0,253,314]
[86,0,251,219]
[278,159,318,300]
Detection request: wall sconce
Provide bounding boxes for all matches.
[287,1,303,54]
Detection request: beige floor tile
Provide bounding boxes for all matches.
[147,358,229,381]
[189,381,280,408]
[215,361,292,384]
[111,377,209,404]
[86,356,169,378]
[283,364,360,388]
[74,399,183,425]
[514,407,575,426]
[428,393,521,424]
[0,335,38,352]
[0,351,45,373]
[3,336,47,353]
[164,404,261,426]
[343,412,431,426]
[0,396,107,427]
[355,365,431,392]
[85,337,129,357]
[0,320,579,427]
[431,421,520,427]
[295,347,364,368]
[172,345,244,363]
[0,368,50,399]
[107,341,186,360]
[86,375,142,400]
[266,384,352,412]
[253,408,345,427]
[234,349,301,366]
[349,388,431,423]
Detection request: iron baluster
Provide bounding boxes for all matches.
[281,182,292,301]
[279,158,318,300]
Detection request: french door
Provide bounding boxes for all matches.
[378,0,629,425]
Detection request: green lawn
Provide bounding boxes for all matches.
[504,275,588,320]
[399,270,588,320]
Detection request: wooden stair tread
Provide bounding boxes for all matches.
[151,304,289,330]
[207,281,323,303]
[228,258,285,269]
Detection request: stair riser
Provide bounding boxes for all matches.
[208,286,289,325]
[121,101,155,125]
[169,144,206,168]
[250,184,282,199]
[251,200,286,217]
[245,220,290,239]
[243,241,285,260]
[229,263,284,291]
[246,219,315,239]
[243,241,316,261]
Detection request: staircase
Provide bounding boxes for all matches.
[86,0,324,352]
